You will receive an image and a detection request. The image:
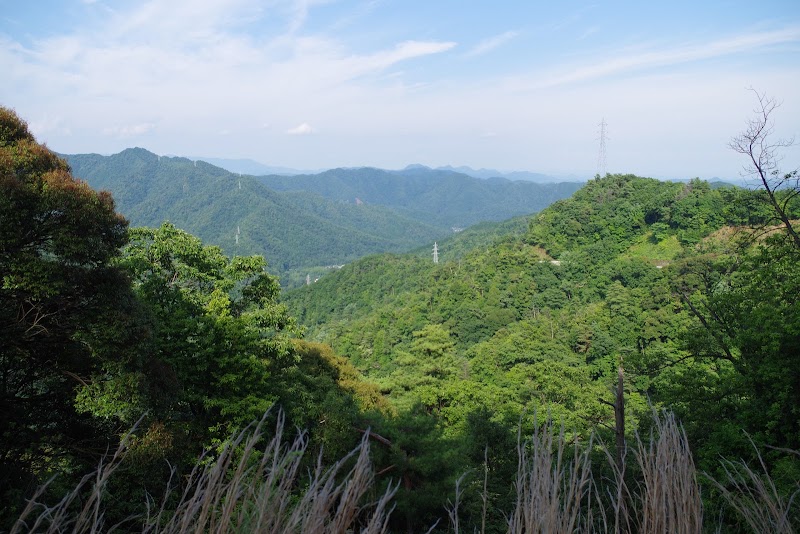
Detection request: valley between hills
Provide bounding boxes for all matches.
[3,105,800,532]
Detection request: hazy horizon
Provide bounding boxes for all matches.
[3,0,799,181]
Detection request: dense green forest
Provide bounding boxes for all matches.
[65,150,582,288]
[2,103,800,532]
[286,171,800,468]
[64,149,446,281]
[256,167,582,228]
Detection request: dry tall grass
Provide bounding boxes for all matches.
[11,410,797,533]
[507,419,595,533]
[707,442,798,534]
[12,412,396,534]
[11,429,131,534]
[452,410,706,534]
[630,410,703,534]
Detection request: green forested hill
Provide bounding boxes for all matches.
[65,149,448,275]
[414,214,533,262]
[288,175,735,342]
[257,166,583,227]
[65,149,580,284]
[285,173,800,509]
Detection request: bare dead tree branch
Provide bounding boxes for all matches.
[729,88,800,249]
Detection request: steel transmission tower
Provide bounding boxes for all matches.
[432,242,439,264]
[597,118,608,177]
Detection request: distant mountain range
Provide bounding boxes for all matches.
[64,148,583,283]
[197,156,583,183]
[404,164,583,183]
[256,167,583,228]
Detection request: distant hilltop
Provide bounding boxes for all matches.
[195,156,740,185]
[406,164,583,183]
[194,156,586,183]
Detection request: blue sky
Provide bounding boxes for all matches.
[2,0,799,179]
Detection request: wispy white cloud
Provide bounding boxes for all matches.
[578,26,599,40]
[112,0,261,40]
[284,0,339,33]
[465,31,518,58]
[269,38,456,88]
[0,0,456,135]
[368,40,457,68]
[526,27,800,89]
[287,122,314,135]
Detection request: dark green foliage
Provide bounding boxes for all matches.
[423,215,533,263]
[272,339,393,463]
[95,222,393,526]
[0,108,143,523]
[667,235,800,472]
[119,222,297,438]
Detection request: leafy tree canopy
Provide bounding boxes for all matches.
[0,107,141,519]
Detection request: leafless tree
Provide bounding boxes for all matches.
[729,88,800,249]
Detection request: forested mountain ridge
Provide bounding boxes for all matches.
[428,164,570,182]
[285,172,800,511]
[64,148,446,275]
[256,166,583,227]
[65,149,581,285]
[287,174,737,333]
[66,149,448,271]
